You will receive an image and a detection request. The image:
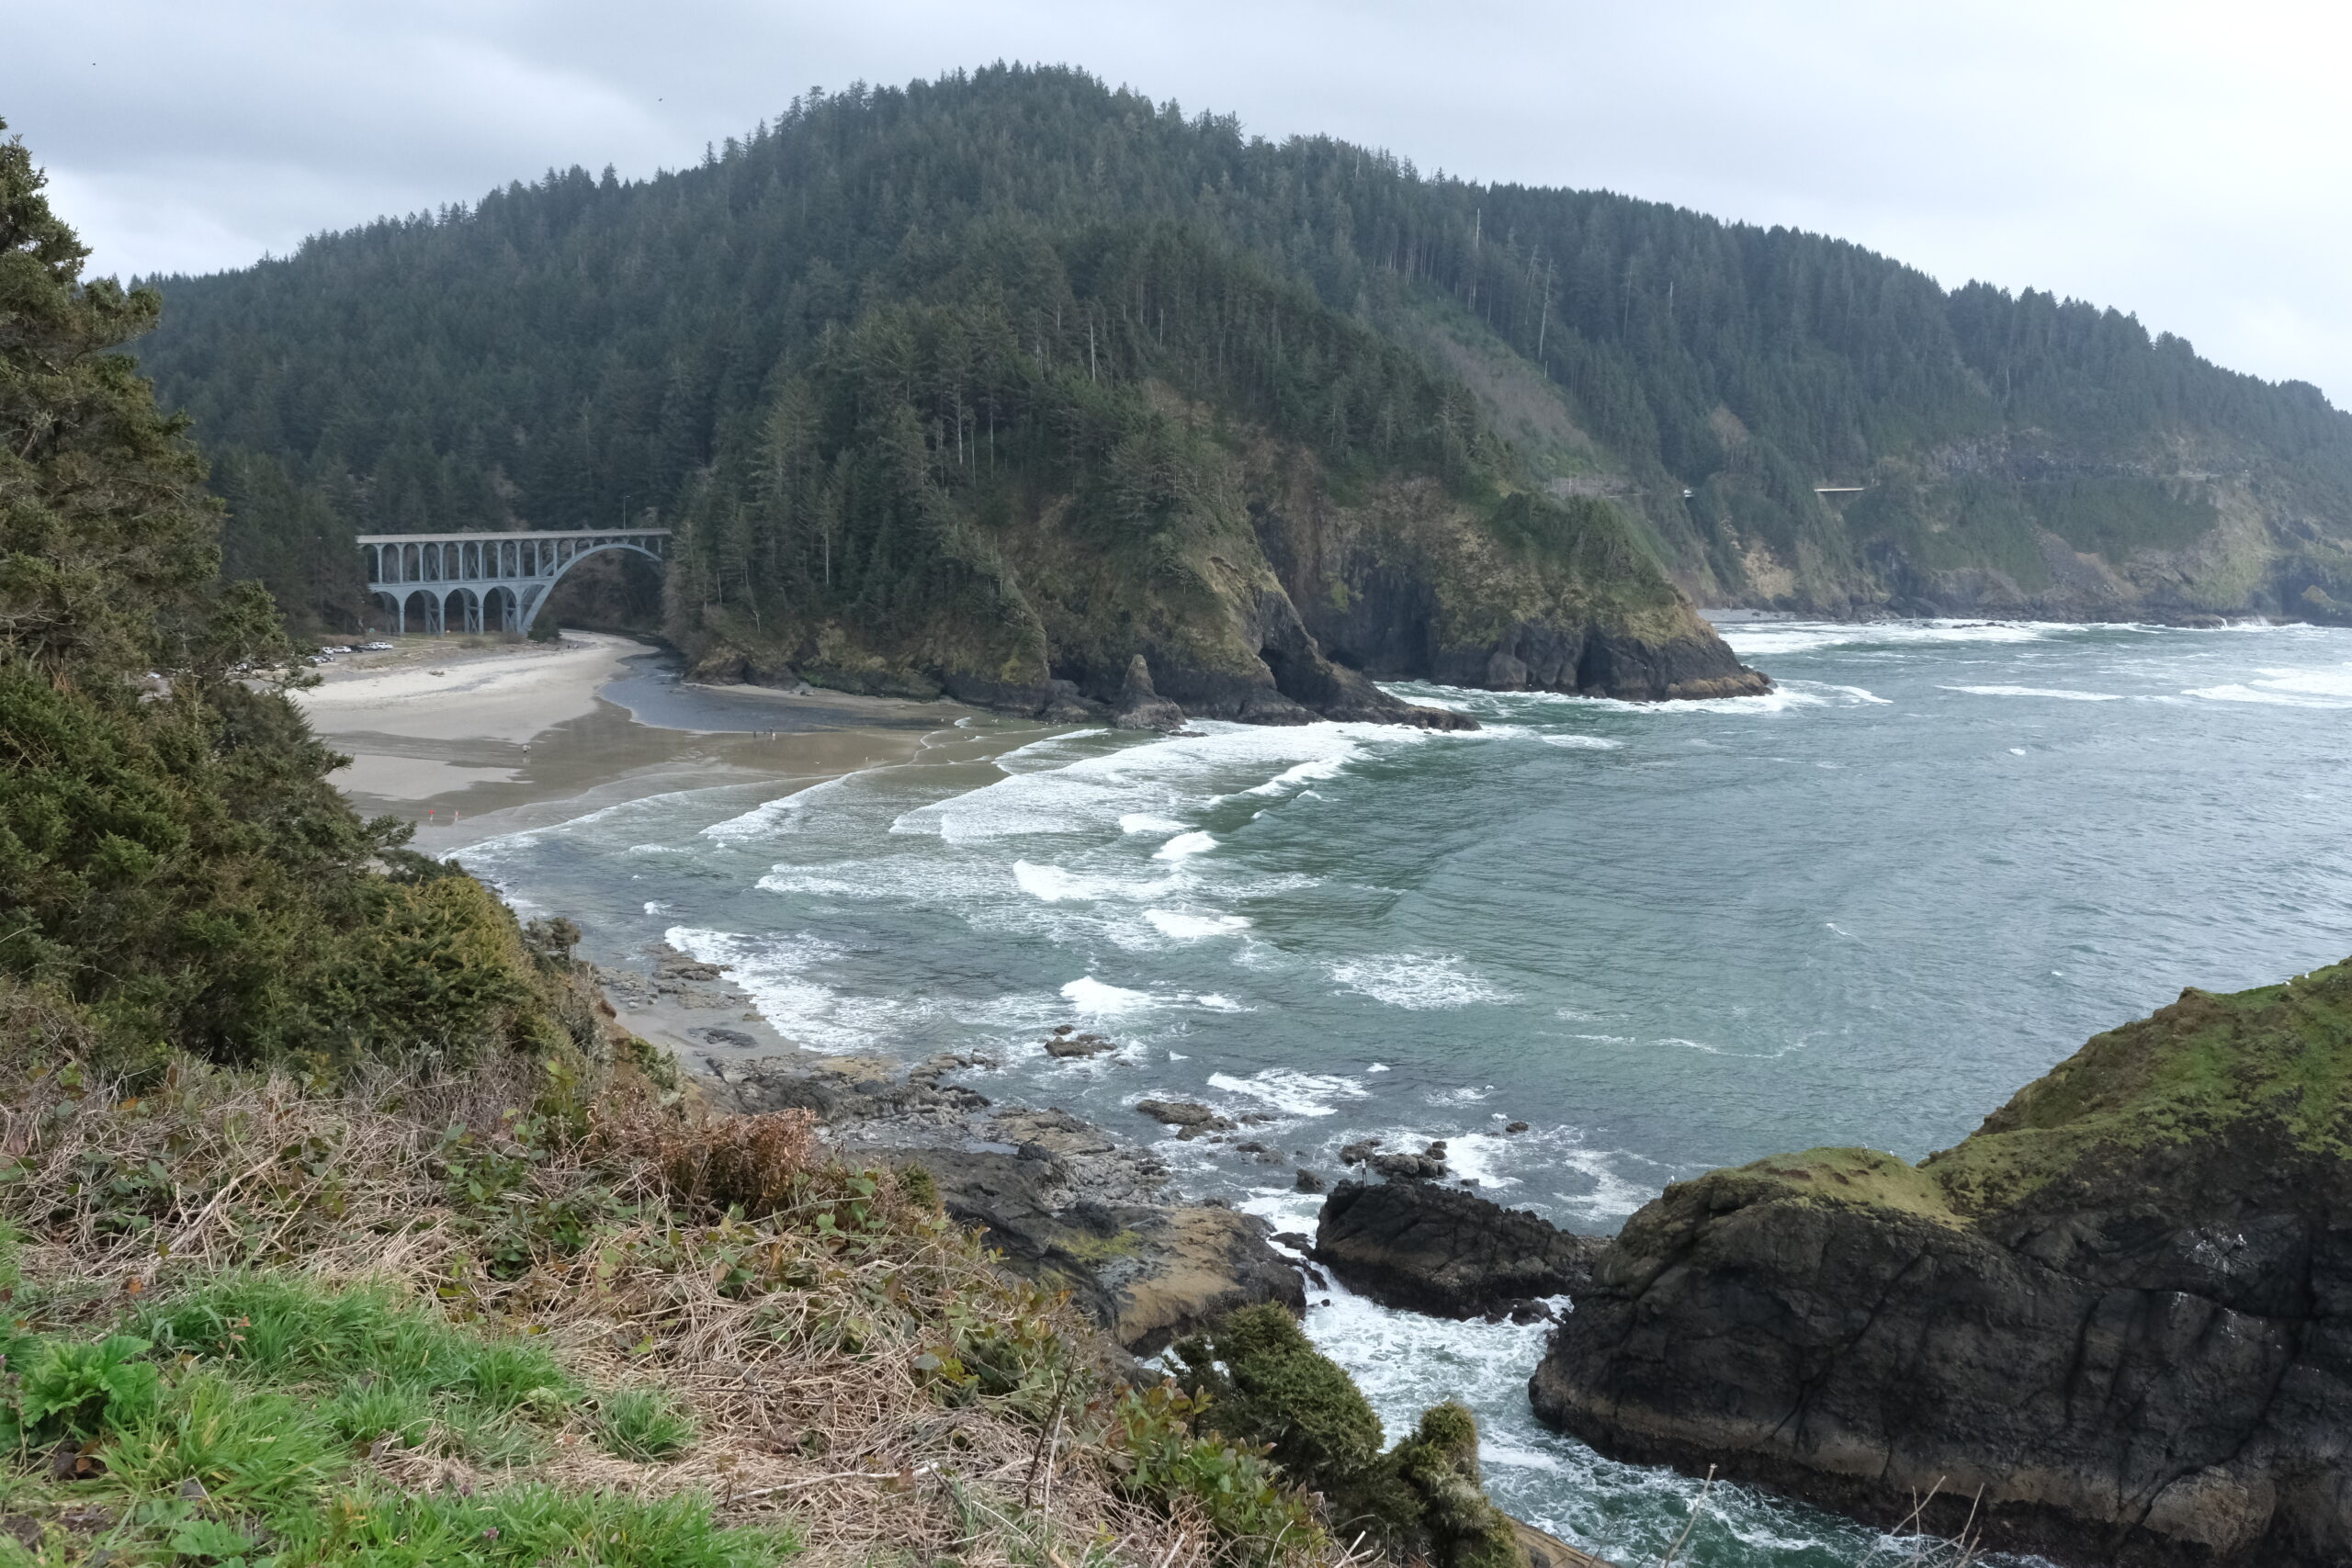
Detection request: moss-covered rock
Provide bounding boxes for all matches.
[1179,1305,1537,1568]
[1535,957,2352,1568]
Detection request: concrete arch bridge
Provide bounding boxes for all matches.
[360,527,670,634]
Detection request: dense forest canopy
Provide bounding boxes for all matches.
[131,64,2352,631]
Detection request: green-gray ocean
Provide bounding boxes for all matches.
[467,618,2352,1567]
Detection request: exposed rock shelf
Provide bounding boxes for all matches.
[1532,959,2352,1568]
[703,1053,1302,1354]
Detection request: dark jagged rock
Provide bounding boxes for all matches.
[1109,654,1189,733]
[1135,1099,1234,1134]
[865,1144,1303,1354]
[1044,1026,1115,1058]
[705,1055,1303,1355]
[1368,1149,1448,1180]
[1533,960,2352,1568]
[1312,1179,1604,1319]
[1294,1168,1328,1194]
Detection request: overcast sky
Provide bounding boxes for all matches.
[10,1,2350,402]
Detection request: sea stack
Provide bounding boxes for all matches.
[1109,654,1189,732]
[1532,958,2352,1568]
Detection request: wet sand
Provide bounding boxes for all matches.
[293,631,980,854]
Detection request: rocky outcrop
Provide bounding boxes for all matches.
[1109,654,1188,732]
[705,1054,1303,1354]
[1532,959,2352,1568]
[1313,1179,1604,1319]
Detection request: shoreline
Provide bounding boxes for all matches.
[294,630,989,852]
[295,630,1044,1062]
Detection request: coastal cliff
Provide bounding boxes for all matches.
[1531,959,2352,1567]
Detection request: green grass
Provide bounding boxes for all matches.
[0,1275,779,1568]
[592,1388,699,1462]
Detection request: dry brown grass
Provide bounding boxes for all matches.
[0,1047,1340,1568]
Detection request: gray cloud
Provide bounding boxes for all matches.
[9,0,2350,401]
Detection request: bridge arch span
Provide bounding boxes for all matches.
[358,528,670,634]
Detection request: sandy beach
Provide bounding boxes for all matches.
[295,631,975,847]
[295,631,1031,1063]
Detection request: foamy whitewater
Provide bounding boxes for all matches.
[463,619,2352,1567]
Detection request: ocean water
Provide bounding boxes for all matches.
[462,619,2352,1567]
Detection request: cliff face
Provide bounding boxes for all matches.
[1532,961,2352,1568]
[679,399,1767,725]
[1656,452,2352,624]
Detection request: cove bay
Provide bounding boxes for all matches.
[460,617,2352,1566]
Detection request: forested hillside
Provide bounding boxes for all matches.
[136,66,2352,682]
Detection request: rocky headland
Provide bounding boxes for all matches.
[1532,958,2352,1568]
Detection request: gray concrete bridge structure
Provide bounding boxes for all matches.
[360,527,671,634]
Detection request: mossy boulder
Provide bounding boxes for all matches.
[1533,958,2352,1568]
[1177,1305,1532,1568]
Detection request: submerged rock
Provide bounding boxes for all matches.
[1533,960,2352,1568]
[1313,1179,1602,1319]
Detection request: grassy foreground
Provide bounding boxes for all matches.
[0,1029,1355,1568]
[0,1015,1540,1568]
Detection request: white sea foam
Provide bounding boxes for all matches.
[1538,734,1625,750]
[1715,617,2066,658]
[1144,909,1251,939]
[1190,993,1250,1012]
[2008,746,2029,755]
[1387,677,1882,720]
[1331,953,1513,1010]
[1239,758,1345,797]
[702,780,840,842]
[1205,1068,1369,1118]
[1013,861,1093,902]
[1060,976,1155,1014]
[752,870,874,897]
[2185,664,2352,708]
[462,786,710,865]
[1119,813,1187,835]
[1944,683,2124,702]
[1152,830,1217,860]
[894,721,1390,843]
[663,926,912,1054]
[1011,860,1179,903]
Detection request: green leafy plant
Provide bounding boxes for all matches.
[0,1333,162,1446]
[168,1517,260,1565]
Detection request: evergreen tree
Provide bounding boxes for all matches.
[0,119,584,1071]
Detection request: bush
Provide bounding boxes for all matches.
[1175,1305,1524,1568]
